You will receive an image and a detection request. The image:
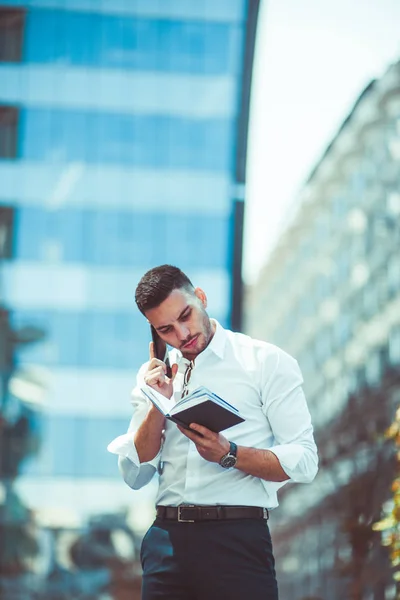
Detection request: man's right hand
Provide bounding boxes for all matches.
[144,341,178,399]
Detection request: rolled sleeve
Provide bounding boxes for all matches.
[262,348,318,484]
[107,431,160,490]
[107,432,140,465]
[107,365,161,489]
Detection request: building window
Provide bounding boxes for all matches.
[0,106,19,158]
[0,8,25,63]
[389,326,400,366]
[388,254,400,295]
[365,350,381,386]
[0,206,15,259]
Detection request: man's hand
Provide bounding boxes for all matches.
[144,341,178,399]
[177,423,230,463]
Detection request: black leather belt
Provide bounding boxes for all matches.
[156,505,269,523]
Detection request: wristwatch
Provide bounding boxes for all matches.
[219,441,238,469]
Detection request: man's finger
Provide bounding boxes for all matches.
[149,341,155,360]
[145,365,165,384]
[177,424,204,440]
[189,423,213,438]
[170,363,179,382]
[148,358,167,372]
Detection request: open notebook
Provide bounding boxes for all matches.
[140,385,245,433]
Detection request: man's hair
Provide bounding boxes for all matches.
[135,264,194,314]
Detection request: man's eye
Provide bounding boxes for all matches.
[181,310,191,321]
[162,327,172,334]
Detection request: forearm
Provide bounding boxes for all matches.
[235,446,289,482]
[180,423,291,481]
[134,406,165,463]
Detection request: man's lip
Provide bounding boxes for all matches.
[183,335,198,349]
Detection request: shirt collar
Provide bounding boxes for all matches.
[206,319,226,360]
[168,319,226,366]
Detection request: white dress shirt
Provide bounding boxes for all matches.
[107,320,318,509]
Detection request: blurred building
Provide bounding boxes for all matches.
[0,0,260,529]
[246,60,400,600]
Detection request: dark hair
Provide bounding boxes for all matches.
[135,264,194,314]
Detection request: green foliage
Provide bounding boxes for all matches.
[373,408,400,585]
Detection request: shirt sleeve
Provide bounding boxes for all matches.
[261,347,318,484]
[107,364,161,490]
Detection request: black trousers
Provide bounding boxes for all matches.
[140,517,279,599]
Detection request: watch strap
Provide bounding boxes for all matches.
[229,441,237,457]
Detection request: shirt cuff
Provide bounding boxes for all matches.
[269,444,305,480]
[107,433,140,465]
[107,432,161,469]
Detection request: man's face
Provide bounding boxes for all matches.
[145,287,215,359]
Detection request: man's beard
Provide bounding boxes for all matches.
[181,314,214,359]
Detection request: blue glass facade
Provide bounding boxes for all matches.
[15,207,230,267]
[0,0,258,490]
[20,109,234,171]
[11,309,149,368]
[24,9,239,74]
[21,414,132,478]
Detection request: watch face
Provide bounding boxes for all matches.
[220,454,237,469]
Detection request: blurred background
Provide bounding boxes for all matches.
[0,0,399,598]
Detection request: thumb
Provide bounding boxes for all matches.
[170,363,179,382]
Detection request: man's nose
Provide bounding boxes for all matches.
[177,324,190,341]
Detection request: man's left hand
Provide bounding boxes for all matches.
[177,423,230,463]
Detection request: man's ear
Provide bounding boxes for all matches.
[194,287,207,308]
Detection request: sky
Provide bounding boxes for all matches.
[243,0,400,285]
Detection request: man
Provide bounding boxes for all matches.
[108,264,318,600]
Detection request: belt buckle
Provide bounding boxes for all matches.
[178,505,195,523]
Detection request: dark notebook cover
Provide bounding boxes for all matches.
[167,399,244,433]
[140,385,245,433]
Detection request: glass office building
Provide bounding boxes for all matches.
[246,60,400,600]
[0,0,259,533]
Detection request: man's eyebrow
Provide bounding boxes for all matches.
[157,306,190,331]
